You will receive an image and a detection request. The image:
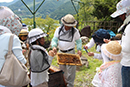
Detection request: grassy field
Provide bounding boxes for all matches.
[51,44,102,87]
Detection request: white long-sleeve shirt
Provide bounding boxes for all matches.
[120,15,130,66]
[85,38,103,60]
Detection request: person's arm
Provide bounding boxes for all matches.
[74,29,82,57]
[76,38,82,57]
[93,53,103,60]
[76,38,82,51]
[51,37,58,54]
[87,52,102,60]
[12,35,27,64]
[51,37,58,48]
[121,24,130,53]
[51,27,60,54]
[84,38,95,49]
[48,50,55,64]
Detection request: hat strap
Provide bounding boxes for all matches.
[63,19,75,24]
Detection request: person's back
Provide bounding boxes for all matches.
[0,6,27,87]
[92,41,122,87]
[0,33,26,69]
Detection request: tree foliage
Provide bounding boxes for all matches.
[76,0,120,22]
[90,0,120,21]
[22,16,59,39]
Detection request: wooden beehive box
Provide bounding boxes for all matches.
[56,53,82,66]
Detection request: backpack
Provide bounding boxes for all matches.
[118,21,130,33]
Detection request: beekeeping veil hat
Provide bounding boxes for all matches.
[28,28,47,44]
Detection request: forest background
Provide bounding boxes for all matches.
[1,0,121,86]
[1,0,121,38]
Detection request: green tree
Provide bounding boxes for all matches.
[72,0,95,30]
[78,0,94,21]
[22,16,59,39]
[22,18,34,31]
[91,0,120,21]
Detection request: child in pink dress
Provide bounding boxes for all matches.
[92,41,122,87]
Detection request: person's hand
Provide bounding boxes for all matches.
[77,50,82,57]
[53,47,57,54]
[49,50,55,57]
[104,39,110,43]
[22,49,26,54]
[83,45,88,49]
[26,43,29,50]
[88,52,94,56]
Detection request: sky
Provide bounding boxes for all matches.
[0,0,13,3]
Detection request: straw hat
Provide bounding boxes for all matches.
[61,14,77,27]
[101,41,122,60]
[19,29,28,36]
[111,0,130,18]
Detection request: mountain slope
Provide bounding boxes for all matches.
[8,0,78,20]
[50,1,78,20]
[0,0,18,6]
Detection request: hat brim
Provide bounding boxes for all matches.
[29,33,47,44]
[111,7,127,18]
[101,44,122,61]
[93,37,104,43]
[92,34,104,43]
[61,17,77,27]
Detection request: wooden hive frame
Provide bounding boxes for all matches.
[56,53,82,66]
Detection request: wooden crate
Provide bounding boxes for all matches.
[48,66,67,87]
[56,53,82,66]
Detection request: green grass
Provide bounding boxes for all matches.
[51,44,102,87]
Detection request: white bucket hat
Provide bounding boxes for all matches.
[111,0,130,18]
[61,14,77,27]
[101,41,122,61]
[28,28,47,44]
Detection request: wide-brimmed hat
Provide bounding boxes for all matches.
[92,29,110,43]
[61,14,77,27]
[28,28,47,44]
[111,0,130,18]
[19,29,29,36]
[101,41,122,60]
